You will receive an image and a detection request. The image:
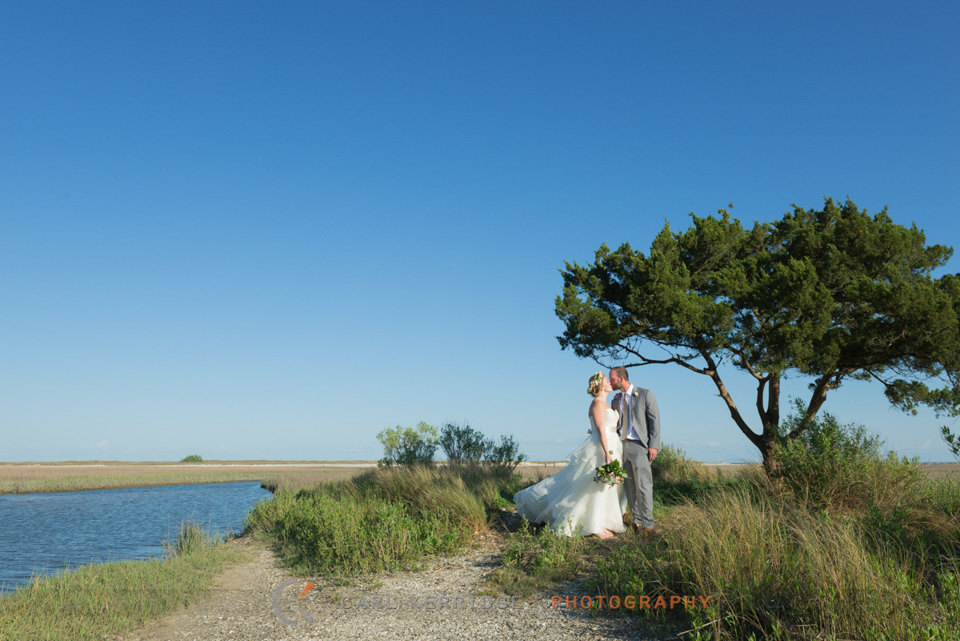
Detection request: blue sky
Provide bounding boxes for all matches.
[2,1,958,463]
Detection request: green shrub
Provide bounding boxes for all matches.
[773,399,924,511]
[486,433,527,476]
[651,443,703,483]
[439,421,527,475]
[439,422,490,465]
[376,422,439,467]
[179,454,203,463]
[249,488,467,575]
[244,464,519,576]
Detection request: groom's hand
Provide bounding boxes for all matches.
[648,448,658,462]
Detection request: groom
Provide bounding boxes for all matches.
[609,366,660,536]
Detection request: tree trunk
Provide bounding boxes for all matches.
[758,434,779,470]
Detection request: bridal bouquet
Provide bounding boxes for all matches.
[594,452,629,486]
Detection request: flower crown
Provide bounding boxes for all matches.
[587,371,606,394]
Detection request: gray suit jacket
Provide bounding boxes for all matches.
[617,386,661,450]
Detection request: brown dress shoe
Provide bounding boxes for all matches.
[631,524,658,536]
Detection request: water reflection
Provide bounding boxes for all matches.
[0,481,271,593]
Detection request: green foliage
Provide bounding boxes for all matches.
[651,443,702,483]
[556,197,960,463]
[247,487,467,575]
[438,421,528,475]
[179,454,203,463]
[773,399,924,511]
[245,464,517,576]
[776,398,883,457]
[439,421,489,464]
[486,433,528,475]
[376,422,439,467]
[942,425,960,459]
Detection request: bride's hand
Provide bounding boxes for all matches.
[604,451,614,465]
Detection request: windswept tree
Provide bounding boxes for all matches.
[555,198,960,465]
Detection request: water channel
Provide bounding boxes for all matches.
[0,481,272,594]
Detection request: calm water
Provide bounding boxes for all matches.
[0,481,271,594]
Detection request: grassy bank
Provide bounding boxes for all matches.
[246,464,520,576]
[0,463,366,495]
[0,523,244,641]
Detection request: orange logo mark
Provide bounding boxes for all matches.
[298,582,315,600]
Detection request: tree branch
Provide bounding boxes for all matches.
[732,346,765,381]
[756,377,769,426]
[619,342,709,376]
[787,371,838,440]
[700,350,763,447]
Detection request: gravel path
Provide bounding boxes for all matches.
[126,536,684,641]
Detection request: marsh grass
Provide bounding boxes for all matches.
[161,521,217,558]
[0,472,268,495]
[590,483,960,640]
[257,468,366,493]
[0,464,366,495]
[492,435,960,640]
[0,521,243,641]
[245,464,517,577]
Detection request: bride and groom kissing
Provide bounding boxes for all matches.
[514,367,660,539]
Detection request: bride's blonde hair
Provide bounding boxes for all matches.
[587,371,606,396]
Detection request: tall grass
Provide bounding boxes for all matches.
[583,418,960,640]
[592,485,960,639]
[0,522,242,641]
[245,464,517,576]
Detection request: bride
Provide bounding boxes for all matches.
[513,371,627,538]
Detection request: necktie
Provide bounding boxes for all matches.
[623,391,631,439]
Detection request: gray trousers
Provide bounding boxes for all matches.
[622,440,654,528]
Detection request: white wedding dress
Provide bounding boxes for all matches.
[514,407,627,536]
